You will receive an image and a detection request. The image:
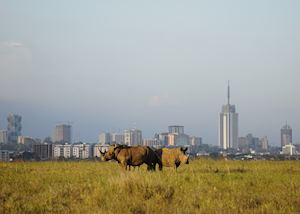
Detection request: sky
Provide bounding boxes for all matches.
[0,0,299,145]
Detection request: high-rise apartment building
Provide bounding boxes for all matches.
[32,143,53,160]
[259,136,269,151]
[7,114,22,143]
[219,82,238,149]
[281,123,292,147]
[99,132,111,145]
[124,129,142,146]
[111,133,124,144]
[53,124,72,143]
[0,130,8,144]
[157,133,168,146]
[168,126,184,135]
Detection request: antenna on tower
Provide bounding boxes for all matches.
[227,80,230,105]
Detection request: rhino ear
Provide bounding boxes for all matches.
[181,147,188,153]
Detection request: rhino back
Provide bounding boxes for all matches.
[160,148,180,167]
[116,146,148,166]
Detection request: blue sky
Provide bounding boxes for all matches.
[0,0,299,145]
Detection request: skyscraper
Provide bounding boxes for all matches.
[99,132,111,145]
[168,125,184,134]
[219,82,238,150]
[0,130,8,144]
[7,114,22,143]
[53,124,72,143]
[124,129,142,146]
[281,123,292,147]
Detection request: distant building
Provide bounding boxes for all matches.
[281,123,292,147]
[53,144,71,159]
[7,114,22,143]
[168,125,184,135]
[219,83,238,150]
[189,136,202,146]
[93,144,110,158]
[156,133,168,146]
[99,132,111,145]
[175,134,190,146]
[72,143,90,159]
[189,136,202,154]
[0,150,9,161]
[143,138,161,148]
[124,129,142,146]
[238,137,249,153]
[111,133,124,144]
[32,143,53,160]
[0,130,8,144]
[239,134,269,153]
[53,124,72,144]
[168,133,190,146]
[282,144,296,156]
[259,136,269,151]
[17,136,38,145]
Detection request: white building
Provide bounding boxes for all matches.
[282,144,296,156]
[219,82,238,150]
[124,129,142,146]
[0,130,8,144]
[53,124,72,143]
[53,144,72,159]
[72,143,90,159]
[93,144,110,157]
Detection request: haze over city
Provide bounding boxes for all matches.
[0,1,299,145]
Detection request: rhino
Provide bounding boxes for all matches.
[100,144,162,171]
[155,147,189,170]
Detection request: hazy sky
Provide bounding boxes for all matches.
[0,0,299,145]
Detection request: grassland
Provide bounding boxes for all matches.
[0,159,300,214]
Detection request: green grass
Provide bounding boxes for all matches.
[1,159,300,214]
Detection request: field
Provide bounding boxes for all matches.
[1,159,300,214]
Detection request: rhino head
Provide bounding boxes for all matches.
[179,147,189,164]
[99,144,119,161]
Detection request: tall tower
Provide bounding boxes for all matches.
[219,82,239,150]
[124,129,142,146]
[7,114,22,143]
[281,123,292,147]
[53,124,72,143]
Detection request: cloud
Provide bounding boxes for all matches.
[0,41,31,64]
[148,93,180,107]
[148,95,162,107]
[0,41,24,49]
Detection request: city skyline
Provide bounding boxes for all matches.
[0,110,297,147]
[0,1,299,145]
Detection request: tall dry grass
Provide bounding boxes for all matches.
[0,159,300,213]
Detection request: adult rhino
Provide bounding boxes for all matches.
[155,147,189,170]
[100,144,162,171]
